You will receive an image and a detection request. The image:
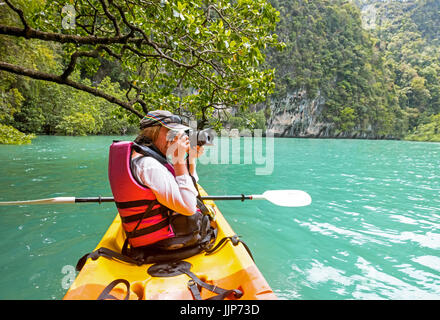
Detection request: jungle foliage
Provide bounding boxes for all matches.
[0,0,439,142]
[0,0,282,142]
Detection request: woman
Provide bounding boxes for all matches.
[132,110,204,217]
[108,110,211,256]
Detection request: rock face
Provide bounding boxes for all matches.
[266,89,397,139]
[267,89,329,138]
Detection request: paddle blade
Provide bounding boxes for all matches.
[262,190,312,207]
[0,197,76,205]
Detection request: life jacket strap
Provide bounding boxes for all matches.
[132,142,168,166]
[120,207,167,224]
[125,219,170,239]
[122,199,171,240]
[115,199,154,209]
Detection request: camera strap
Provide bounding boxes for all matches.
[132,142,168,166]
[186,157,210,216]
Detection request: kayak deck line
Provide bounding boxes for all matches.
[63,185,277,300]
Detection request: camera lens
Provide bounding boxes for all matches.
[168,128,214,147]
[197,129,215,146]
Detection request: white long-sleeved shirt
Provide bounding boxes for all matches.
[131,155,199,215]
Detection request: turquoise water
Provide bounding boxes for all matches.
[0,136,439,299]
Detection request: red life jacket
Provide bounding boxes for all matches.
[108,141,175,248]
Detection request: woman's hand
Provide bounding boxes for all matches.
[188,145,205,164]
[168,131,190,165]
[195,145,205,158]
[188,145,204,178]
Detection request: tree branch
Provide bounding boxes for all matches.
[4,0,29,33]
[0,61,144,118]
[193,68,235,92]
[0,24,136,45]
[98,0,121,37]
[61,50,100,80]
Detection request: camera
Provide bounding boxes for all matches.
[167,128,215,147]
[192,128,215,147]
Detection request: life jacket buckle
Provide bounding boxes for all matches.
[206,204,216,221]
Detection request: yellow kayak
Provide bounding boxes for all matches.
[63,186,277,300]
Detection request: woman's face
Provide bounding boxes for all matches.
[154,126,172,156]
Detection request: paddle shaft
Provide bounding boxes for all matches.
[74,196,254,203]
[0,190,311,207]
[75,197,115,204]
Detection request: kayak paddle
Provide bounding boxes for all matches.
[203,190,312,207]
[0,190,311,208]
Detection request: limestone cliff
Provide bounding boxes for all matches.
[266,89,328,138]
[266,89,396,139]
